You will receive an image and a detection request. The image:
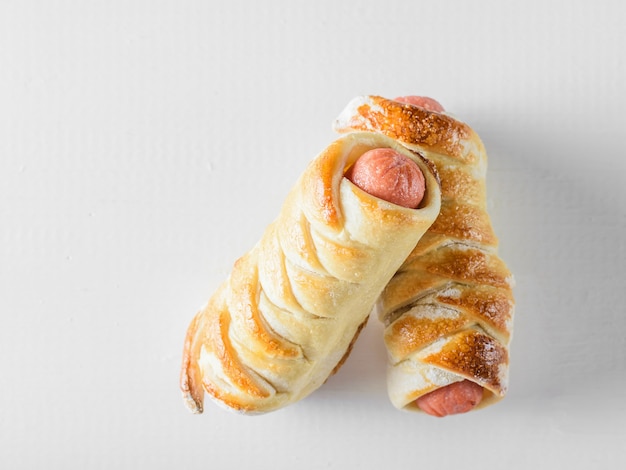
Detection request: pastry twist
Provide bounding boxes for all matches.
[334,96,515,413]
[180,132,441,414]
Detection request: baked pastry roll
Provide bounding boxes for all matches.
[334,96,515,413]
[180,131,441,414]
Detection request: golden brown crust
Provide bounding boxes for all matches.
[303,139,344,229]
[422,246,511,288]
[385,312,469,359]
[209,309,271,400]
[423,329,509,395]
[436,164,485,205]
[348,96,475,160]
[229,253,302,359]
[435,285,513,342]
[428,202,497,246]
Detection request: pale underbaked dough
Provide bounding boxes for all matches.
[334,96,515,412]
[180,131,442,414]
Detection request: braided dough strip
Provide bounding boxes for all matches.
[180,132,441,414]
[334,96,515,413]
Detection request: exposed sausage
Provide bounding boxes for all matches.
[395,95,445,113]
[416,379,484,417]
[345,148,425,209]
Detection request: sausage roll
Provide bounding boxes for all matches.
[180,131,442,414]
[334,96,515,413]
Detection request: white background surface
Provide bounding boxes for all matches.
[2,0,625,468]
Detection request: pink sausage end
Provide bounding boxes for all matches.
[416,380,484,417]
[346,148,425,209]
[395,96,445,113]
